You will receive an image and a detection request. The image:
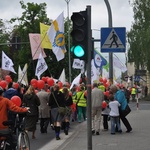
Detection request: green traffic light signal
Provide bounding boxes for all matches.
[71,9,88,61]
[74,45,85,57]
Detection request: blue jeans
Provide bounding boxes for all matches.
[110,116,121,133]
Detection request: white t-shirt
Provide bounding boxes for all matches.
[109,100,120,117]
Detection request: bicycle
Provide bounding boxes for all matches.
[17,116,30,150]
[0,121,17,150]
[0,113,30,150]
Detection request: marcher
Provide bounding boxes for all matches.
[108,93,122,134]
[49,86,54,130]
[36,84,50,133]
[22,85,40,139]
[71,86,77,122]
[3,82,19,99]
[4,82,20,122]
[110,85,132,133]
[91,83,104,135]
[124,87,131,103]
[16,85,24,101]
[98,82,105,92]
[101,94,110,131]
[62,87,73,135]
[76,85,86,123]
[0,86,28,129]
[48,84,65,140]
[144,85,148,97]
[0,86,28,149]
[131,86,136,101]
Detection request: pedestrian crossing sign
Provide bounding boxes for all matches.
[101,27,126,52]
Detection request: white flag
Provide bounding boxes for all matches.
[18,64,28,86]
[2,51,16,74]
[91,59,100,84]
[72,59,85,69]
[70,73,81,90]
[22,63,28,86]
[18,66,23,83]
[58,69,66,84]
[18,66,26,86]
[47,12,66,61]
[113,56,127,72]
[35,53,48,80]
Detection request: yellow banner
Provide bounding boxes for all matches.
[40,22,52,49]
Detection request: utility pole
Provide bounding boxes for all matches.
[104,0,113,84]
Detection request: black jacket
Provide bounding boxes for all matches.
[49,91,65,108]
[65,95,73,107]
[23,93,40,116]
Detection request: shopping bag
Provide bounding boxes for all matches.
[121,105,131,117]
[58,107,66,115]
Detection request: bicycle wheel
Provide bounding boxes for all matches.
[17,132,30,150]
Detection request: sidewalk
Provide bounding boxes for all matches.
[59,108,150,150]
[45,102,150,150]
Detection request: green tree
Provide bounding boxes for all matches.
[127,0,150,71]
[0,0,80,83]
[9,0,75,82]
[9,1,53,81]
[0,19,11,57]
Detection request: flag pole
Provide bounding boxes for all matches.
[18,33,48,84]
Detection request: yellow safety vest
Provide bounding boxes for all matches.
[72,92,77,103]
[131,88,136,94]
[98,85,105,92]
[59,89,63,92]
[76,91,86,107]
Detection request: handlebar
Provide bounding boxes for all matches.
[2,120,14,126]
[27,110,31,114]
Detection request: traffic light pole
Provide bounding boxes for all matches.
[104,0,113,84]
[86,5,92,150]
[65,0,72,83]
[86,2,113,149]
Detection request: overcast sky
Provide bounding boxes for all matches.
[0,0,134,77]
[0,0,133,30]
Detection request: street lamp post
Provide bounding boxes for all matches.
[104,0,113,84]
[65,0,72,83]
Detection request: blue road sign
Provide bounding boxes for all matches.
[101,27,126,52]
[134,76,140,82]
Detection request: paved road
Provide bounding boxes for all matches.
[29,115,79,150]
[30,101,150,150]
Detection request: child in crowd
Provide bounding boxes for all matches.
[101,94,110,131]
[108,93,122,134]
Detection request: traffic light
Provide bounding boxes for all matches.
[71,9,88,61]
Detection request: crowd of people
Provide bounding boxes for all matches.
[1,77,145,148]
